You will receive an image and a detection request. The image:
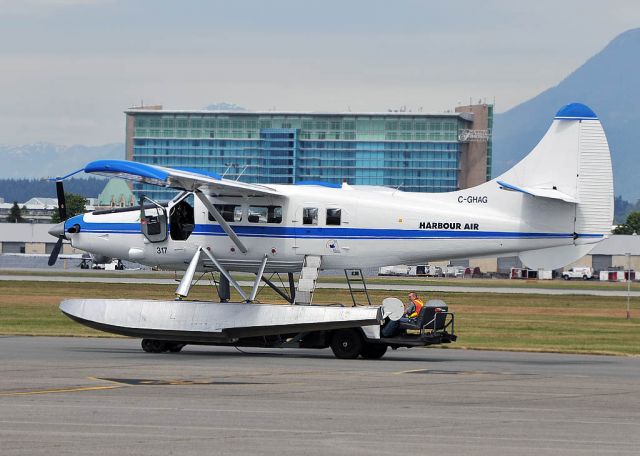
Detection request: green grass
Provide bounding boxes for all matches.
[1,280,639,355]
[0,269,179,279]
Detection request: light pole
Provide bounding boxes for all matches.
[626,252,631,320]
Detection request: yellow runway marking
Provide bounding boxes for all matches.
[394,368,429,375]
[0,385,123,397]
[393,368,485,375]
[87,376,129,385]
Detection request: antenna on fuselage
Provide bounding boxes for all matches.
[235,165,249,181]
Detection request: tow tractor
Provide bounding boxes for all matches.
[60,267,456,360]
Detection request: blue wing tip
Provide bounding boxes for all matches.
[554,103,598,120]
[295,180,342,189]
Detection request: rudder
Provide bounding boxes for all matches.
[498,103,613,269]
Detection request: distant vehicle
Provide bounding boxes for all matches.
[425,265,443,277]
[91,258,125,270]
[378,265,431,276]
[444,266,466,278]
[378,265,411,276]
[562,267,593,280]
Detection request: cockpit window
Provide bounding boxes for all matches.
[248,205,282,223]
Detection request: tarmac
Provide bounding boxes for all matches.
[1,336,639,455]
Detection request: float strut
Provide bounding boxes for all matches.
[249,255,269,302]
[200,247,249,301]
[175,248,202,299]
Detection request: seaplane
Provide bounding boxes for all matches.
[48,103,613,358]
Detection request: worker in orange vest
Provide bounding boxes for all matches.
[382,291,425,337]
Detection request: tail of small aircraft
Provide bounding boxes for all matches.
[491,103,614,269]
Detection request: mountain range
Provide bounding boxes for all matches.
[492,28,640,200]
[0,143,124,180]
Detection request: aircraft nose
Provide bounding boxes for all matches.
[48,222,65,238]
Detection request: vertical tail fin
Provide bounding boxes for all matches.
[496,103,613,269]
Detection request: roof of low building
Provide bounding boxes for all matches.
[0,197,58,210]
[124,108,473,121]
[590,235,640,256]
[23,197,58,208]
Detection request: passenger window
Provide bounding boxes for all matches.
[326,208,341,225]
[248,205,282,223]
[208,204,242,222]
[303,207,318,225]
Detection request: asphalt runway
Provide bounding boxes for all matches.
[2,272,638,297]
[1,337,639,455]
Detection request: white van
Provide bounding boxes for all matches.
[562,267,593,280]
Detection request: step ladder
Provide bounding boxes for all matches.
[295,255,321,305]
[344,269,372,306]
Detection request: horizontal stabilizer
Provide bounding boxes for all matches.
[497,180,578,203]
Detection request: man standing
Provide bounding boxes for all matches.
[382,292,425,337]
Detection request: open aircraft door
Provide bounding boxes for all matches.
[139,197,168,244]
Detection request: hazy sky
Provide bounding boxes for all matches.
[1,0,639,145]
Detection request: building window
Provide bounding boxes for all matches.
[248,205,282,223]
[326,208,341,225]
[302,208,318,225]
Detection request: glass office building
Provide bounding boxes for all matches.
[125,106,491,201]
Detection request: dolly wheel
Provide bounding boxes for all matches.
[330,329,364,359]
[167,343,186,353]
[141,339,168,353]
[360,343,388,360]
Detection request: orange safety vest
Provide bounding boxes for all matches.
[407,299,424,318]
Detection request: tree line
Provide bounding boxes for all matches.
[0,177,105,203]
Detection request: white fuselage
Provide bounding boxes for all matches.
[64,182,599,273]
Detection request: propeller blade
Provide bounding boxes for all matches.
[48,238,63,266]
[56,180,67,221]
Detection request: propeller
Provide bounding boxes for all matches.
[47,180,68,266]
[48,238,63,266]
[56,180,67,221]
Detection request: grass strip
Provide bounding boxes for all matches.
[0,280,638,355]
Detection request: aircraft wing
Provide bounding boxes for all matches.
[82,160,281,197]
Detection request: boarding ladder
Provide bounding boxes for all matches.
[295,255,321,305]
[344,269,372,307]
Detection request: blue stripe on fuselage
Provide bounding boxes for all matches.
[73,220,603,240]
